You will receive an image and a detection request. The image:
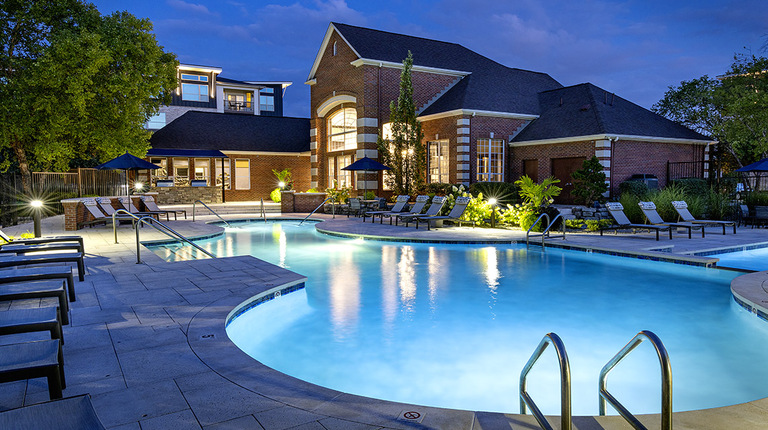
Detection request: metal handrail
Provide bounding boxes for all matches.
[525,212,550,247]
[299,196,334,226]
[192,200,231,228]
[538,213,566,246]
[112,209,142,244]
[260,198,267,223]
[599,330,672,430]
[520,332,572,430]
[113,213,216,263]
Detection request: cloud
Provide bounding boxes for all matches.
[166,0,213,16]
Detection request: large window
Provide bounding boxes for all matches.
[150,157,167,185]
[173,158,190,186]
[227,92,252,111]
[194,158,210,184]
[428,140,449,184]
[477,138,505,182]
[235,159,250,190]
[181,73,209,102]
[215,159,231,190]
[328,155,352,188]
[259,87,274,112]
[145,113,166,130]
[328,108,357,152]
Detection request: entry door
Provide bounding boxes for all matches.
[551,157,585,204]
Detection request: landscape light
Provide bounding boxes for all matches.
[278,181,286,188]
[488,198,497,206]
[30,200,43,237]
[134,182,144,192]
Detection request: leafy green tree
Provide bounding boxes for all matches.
[0,0,178,192]
[377,51,426,195]
[571,156,608,205]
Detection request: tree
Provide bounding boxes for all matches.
[377,51,426,195]
[0,0,178,192]
[571,156,608,205]
[652,53,768,169]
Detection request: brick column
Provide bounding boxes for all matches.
[456,118,470,186]
[62,200,82,231]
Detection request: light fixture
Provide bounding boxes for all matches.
[134,182,144,192]
[278,181,286,189]
[30,200,43,237]
[488,198,497,206]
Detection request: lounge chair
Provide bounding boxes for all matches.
[346,198,363,218]
[0,242,82,255]
[0,229,83,252]
[0,339,65,400]
[0,252,85,281]
[412,196,473,230]
[739,204,755,227]
[0,280,69,324]
[88,198,142,227]
[363,195,410,223]
[140,195,186,220]
[400,196,447,227]
[116,197,166,221]
[754,206,768,228]
[0,266,76,302]
[0,307,64,342]
[671,201,736,234]
[0,394,106,429]
[385,195,429,225]
[601,202,672,241]
[638,201,703,238]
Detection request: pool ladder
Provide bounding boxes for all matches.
[192,200,231,228]
[526,212,566,248]
[520,330,672,430]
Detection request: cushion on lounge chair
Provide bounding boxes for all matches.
[0,307,63,341]
[0,280,69,324]
[0,252,85,282]
[0,266,76,302]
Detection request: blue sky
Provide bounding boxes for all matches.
[92,0,768,118]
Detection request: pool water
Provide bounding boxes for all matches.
[150,221,767,416]
[709,247,768,272]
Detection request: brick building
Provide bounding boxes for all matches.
[306,23,712,202]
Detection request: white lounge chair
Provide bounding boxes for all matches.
[411,196,472,230]
[671,201,736,234]
[387,195,429,225]
[363,195,410,223]
[400,196,446,227]
[638,201,703,239]
[602,202,671,241]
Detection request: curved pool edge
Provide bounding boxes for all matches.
[731,271,768,322]
[186,266,768,429]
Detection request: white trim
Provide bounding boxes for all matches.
[457,145,469,152]
[419,109,538,122]
[595,149,610,158]
[310,155,317,163]
[310,128,317,137]
[357,133,378,143]
[457,154,469,162]
[457,163,469,171]
[311,181,318,188]
[310,142,317,150]
[599,160,611,168]
[223,151,311,157]
[350,58,469,77]
[457,118,470,126]
[357,118,378,128]
[510,134,713,147]
[179,64,222,74]
[311,168,318,176]
[316,95,357,117]
[457,137,469,144]
[457,127,470,135]
[356,149,378,159]
[305,78,317,86]
[216,81,263,91]
[307,23,363,82]
[594,139,611,149]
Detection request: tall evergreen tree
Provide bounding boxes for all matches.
[377,51,426,195]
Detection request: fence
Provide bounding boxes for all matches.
[667,160,706,182]
[0,169,126,227]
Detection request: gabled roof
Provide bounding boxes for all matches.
[150,111,310,153]
[512,83,711,143]
[308,23,562,116]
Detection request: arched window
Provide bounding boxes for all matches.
[328,108,357,152]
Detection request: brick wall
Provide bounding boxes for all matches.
[225,153,311,201]
[510,140,595,180]
[469,116,527,182]
[611,140,705,195]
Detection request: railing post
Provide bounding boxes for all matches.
[135,220,142,264]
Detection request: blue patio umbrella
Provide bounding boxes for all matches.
[96,152,161,195]
[342,156,391,195]
[735,157,768,191]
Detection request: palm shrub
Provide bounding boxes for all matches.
[272,168,293,190]
[513,175,562,231]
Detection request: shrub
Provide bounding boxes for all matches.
[565,219,585,229]
[618,192,643,223]
[269,188,281,202]
[469,182,520,205]
[272,168,293,190]
[424,182,453,196]
[745,191,768,207]
[705,188,734,220]
[515,175,561,209]
[364,191,376,200]
[618,180,649,197]
[305,188,319,193]
[571,156,608,205]
[585,219,613,231]
[671,178,708,197]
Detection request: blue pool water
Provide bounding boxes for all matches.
[150,221,767,416]
[709,247,768,272]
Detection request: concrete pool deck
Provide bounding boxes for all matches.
[2,212,768,429]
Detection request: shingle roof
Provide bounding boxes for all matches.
[331,23,563,116]
[150,111,310,153]
[512,83,711,142]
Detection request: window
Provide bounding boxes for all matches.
[215,159,231,190]
[150,157,167,185]
[235,159,250,190]
[194,158,210,184]
[428,140,449,184]
[259,87,274,112]
[227,92,252,111]
[477,138,505,182]
[381,123,394,190]
[180,74,208,82]
[328,155,352,188]
[173,158,189,186]
[333,41,337,56]
[328,108,357,152]
[145,113,166,129]
[182,83,209,102]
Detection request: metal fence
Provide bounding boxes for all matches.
[667,160,706,181]
[0,169,126,227]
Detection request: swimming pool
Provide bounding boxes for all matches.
[706,246,768,272]
[150,220,766,416]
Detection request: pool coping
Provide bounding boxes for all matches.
[173,217,768,429]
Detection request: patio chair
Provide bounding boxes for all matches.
[739,204,755,227]
[638,201,703,238]
[0,242,82,255]
[413,196,473,230]
[0,266,76,302]
[0,252,85,282]
[0,230,83,252]
[401,196,447,227]
[140,195,186,220]
[346,198,363,218]
[363,195,410,223]
[0,394,105,430]
[0,280,69,324]
[671,201,736,234]
[601,202,672,241]
[384,195,429,225]
[81,199,136,229]
[116,197,166,221]
[0,307,64,342]
[0,339,65,400]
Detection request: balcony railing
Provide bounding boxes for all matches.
[225,100,254,113]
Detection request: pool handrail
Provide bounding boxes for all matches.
[519,332,572,430]
[260,198,266,223]
[598,330,672,430]
[525,213,550,247]
[299,196,334,225]
[192,200,231,228]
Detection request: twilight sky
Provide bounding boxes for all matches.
[91,0,767,119]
